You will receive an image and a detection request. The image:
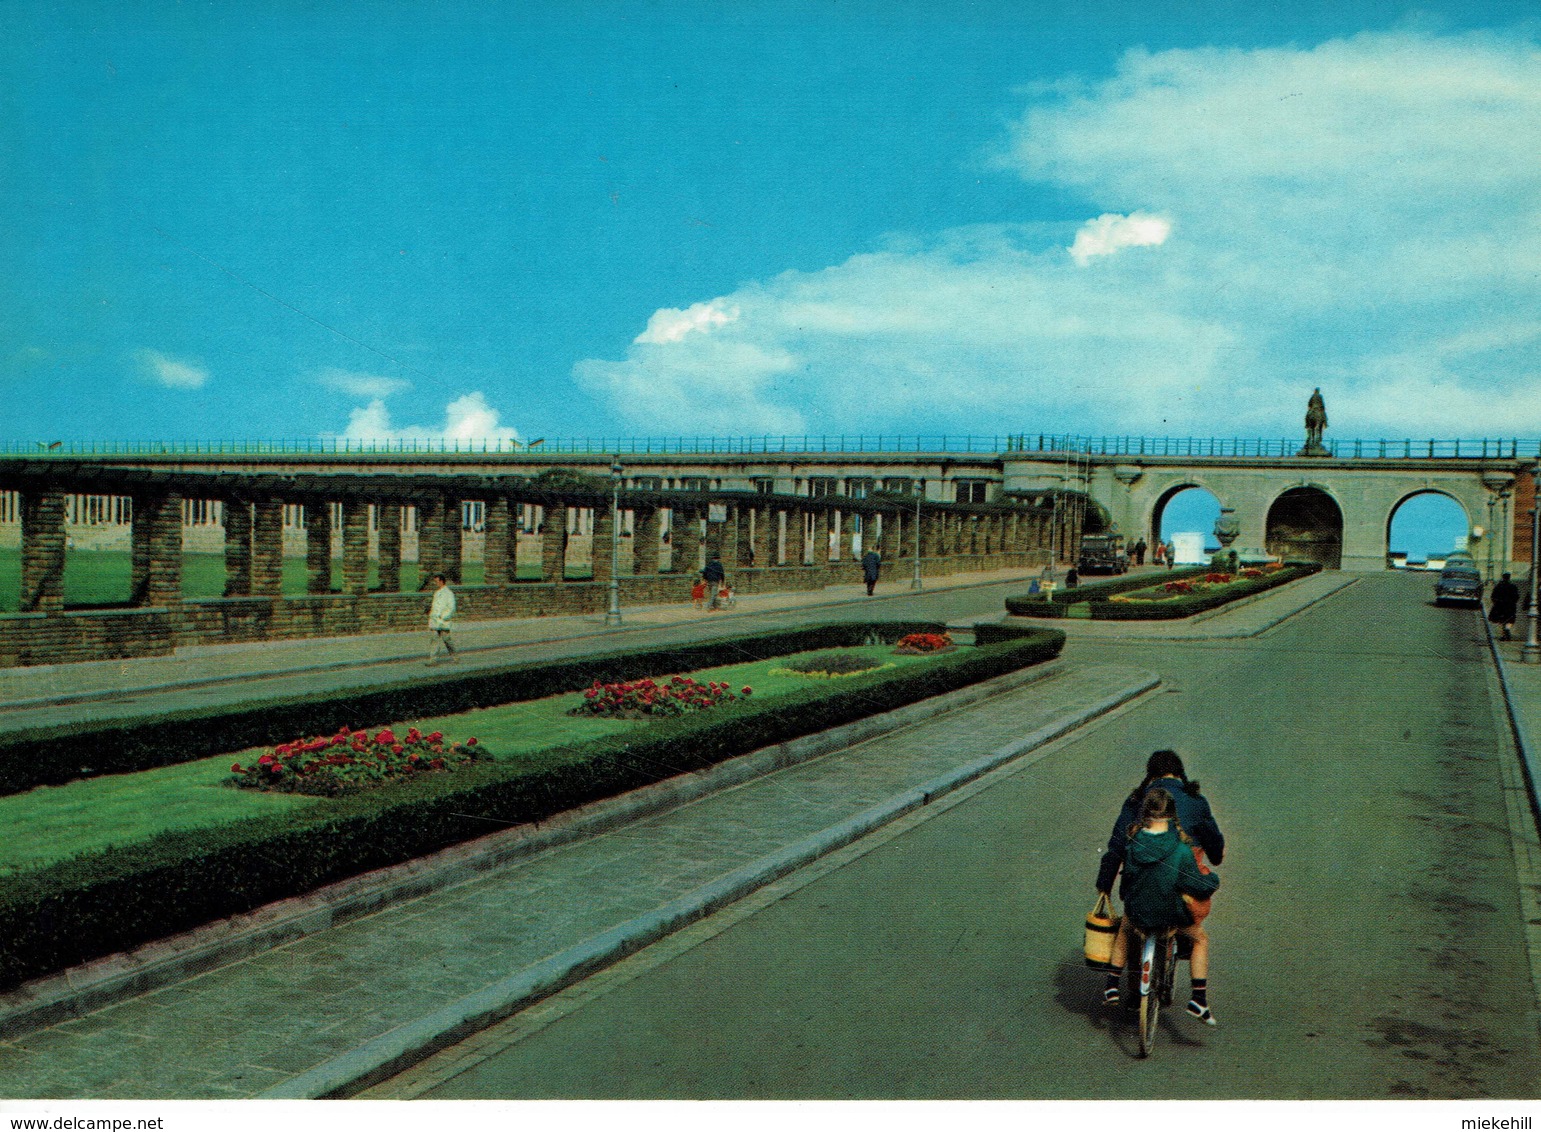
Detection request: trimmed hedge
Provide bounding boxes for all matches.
[1003,565,1211,617]
[1068,563,1322,620]
[0,621,952,797]
[0,623,1064,989]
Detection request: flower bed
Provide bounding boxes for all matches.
[894,632,954,655]
[0,623,1065,989]
[1003,565,1211,617]
[1081,562,1322,620]
[769,652,893,679]
[230,726,488,797]
[568,677,750,719]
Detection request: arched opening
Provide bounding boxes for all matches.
[1386,492,1471,570]
[1266,487,1343,569]
[1152,485,1222,563]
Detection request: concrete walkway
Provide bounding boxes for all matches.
[0,660,1156,1099]
[0,565,1045,724]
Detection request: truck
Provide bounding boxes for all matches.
[1077,533,1128,575]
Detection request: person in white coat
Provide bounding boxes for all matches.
[426,573,457,664]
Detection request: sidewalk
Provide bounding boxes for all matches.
[0,565,1044,720]
[0,660,1157,1099]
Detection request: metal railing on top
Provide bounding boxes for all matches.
[1,435,1538,459]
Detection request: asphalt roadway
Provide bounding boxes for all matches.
[388,570,1541,1099]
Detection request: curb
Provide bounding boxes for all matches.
[262,670,1161,1099]
[0,572,1040,713]
[0,654,1070,1040]
[1482,615,1541,832]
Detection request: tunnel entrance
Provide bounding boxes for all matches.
[1266,487,1343,569]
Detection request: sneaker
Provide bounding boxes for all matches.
[1186,1000,1217,1025]
[1102,987,1120,1006]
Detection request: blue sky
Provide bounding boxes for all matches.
[3,1,1539,446]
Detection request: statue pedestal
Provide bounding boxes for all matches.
[1296,442,1330,457]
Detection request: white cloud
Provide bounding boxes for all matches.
[634,299,741,344]
[335,392,523,444]
[576,28,1541,440]
[1069,213,1172,266]
[316,368,411,399]
[136,349,208,390]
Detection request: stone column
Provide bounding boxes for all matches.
[416,497,444,588]
[483,497,512,587]
[377,504,402,592]
[128,493,183,607]
[672,505,702,576]
[305,503,333,594]
[251,501,285,597]
[440,497,463,584]
[880,510,901,562]
[926,512,947,559]
[717,508,741,573]
[342,502,371,595]
[790,507,810,566]
[592,506,616,586]
[223,500,252,597]
[19,490,67,612]
[634,507,662,575]
[540,506,569,582]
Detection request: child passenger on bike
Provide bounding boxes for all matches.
[1101,788,1221,1024]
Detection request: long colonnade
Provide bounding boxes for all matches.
[0,465,1074,667]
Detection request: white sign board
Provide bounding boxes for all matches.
[1170,532,1209,565]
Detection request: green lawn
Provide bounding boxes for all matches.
[0,646,934,875]
[0,549,571,611]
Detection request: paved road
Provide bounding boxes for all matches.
[399,571,1541,1099]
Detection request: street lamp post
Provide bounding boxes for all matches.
[910,484,923,592]
[1486,496,1498,581]
[604,457,623,626]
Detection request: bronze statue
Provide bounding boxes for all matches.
[1300,387,1328,456]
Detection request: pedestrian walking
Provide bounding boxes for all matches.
[702,554,726,611]
[1490,572,1521,641]
[861,549,881,595]
[1134,538,1147,566]
[426,573,457,664]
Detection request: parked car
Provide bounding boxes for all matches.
[1434,564,1484,606]
[1077,534,1128,575]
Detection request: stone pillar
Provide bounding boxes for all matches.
[880,511,901,562]
[377,504,402,592]
[305,503,333,594]
[813,508,832,565]
[634,507,662,575]
[342,502,371,595]
[251,501,285,597]
[222,500,252,597]
[19,490,67,612]
[926,512,947,559]
[672,506,702,576]
[416,497,444,588]
[540,506,569,582]
[592,506,616,586]
[717,508,741,573]
[128,493,183,607]
[484,497,512,587]
[440,497,463,585]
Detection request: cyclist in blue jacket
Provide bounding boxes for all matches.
[1095,750,1225,1024]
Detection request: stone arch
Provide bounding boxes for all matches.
[1266,484,1344,568]
[1385,490,1472,568]
[1149,481,1222,548]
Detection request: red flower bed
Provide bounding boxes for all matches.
[894,632,955,654]
[1203,572,1233,584]
[1164,580,1197,594]
[568,676,749,719]
[230,725,487,796]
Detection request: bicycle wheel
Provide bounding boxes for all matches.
[1137,937,1161,1058]
[1159,934,1178,1008]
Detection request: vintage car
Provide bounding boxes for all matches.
[1433,564,1484,606]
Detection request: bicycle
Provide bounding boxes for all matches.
[1125,923,1179,1058]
